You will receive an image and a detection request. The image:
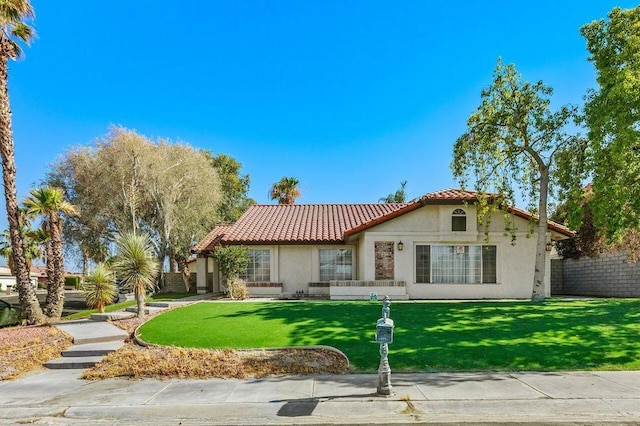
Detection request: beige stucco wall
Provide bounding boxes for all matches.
[200,204,559,299]
[358,205,553,299]
[196,257,217,294]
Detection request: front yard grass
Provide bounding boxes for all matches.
[137,298,640,372]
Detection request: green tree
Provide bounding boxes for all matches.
[23,187,78,319]
[82,263,117,313]
[112,233,159,317]
[47,128,221,282]
[205,152,255,223]
[269,177,301,205]
[580,6,640,240]
[0,0,43,323]
[212,245,249,293]
[379,181,408,203]
[452,59,582,302]
[0,224,44,275]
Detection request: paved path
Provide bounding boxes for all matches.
[1,369,639,424]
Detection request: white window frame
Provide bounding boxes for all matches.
[415,244,497,284]
[319,248,353,281]
[242,249,271,282]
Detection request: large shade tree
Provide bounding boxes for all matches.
[0,0,43,323]
[269,177,301,205]
[578,6,640,240]
[452,59,583,302]
[47,127,221,286]
[23,187,77,319]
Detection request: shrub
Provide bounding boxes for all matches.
[228,277,248,300]
[65,276,81,290]
[212,246,249,292]
[82,264,117,313]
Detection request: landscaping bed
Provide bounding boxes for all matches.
[82,344,348,380]
[0,325,72,380]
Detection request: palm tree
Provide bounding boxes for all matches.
[82,263,117,313]
[269,177,301,205]
[0,0,42,324]
[112,233,159,317]
[379,181,408,203]
[23,187,78,319]
[0,225,44,274]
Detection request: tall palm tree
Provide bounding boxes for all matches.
[269,177,301,205]
[112,233,159,317]
[23,187,78,319]
[0,0,42,324]
[82,263,117,313]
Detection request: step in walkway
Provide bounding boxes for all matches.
[45,320,128,370]
[46,298,205,370]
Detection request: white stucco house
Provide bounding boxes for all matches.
[0,266,38,292]
[192,189,574,300]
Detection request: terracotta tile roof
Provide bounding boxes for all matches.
[221,203,406,245]
[192,189,574,252]
[192,224,233,252]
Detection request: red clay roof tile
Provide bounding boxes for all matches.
[192,189,574,252]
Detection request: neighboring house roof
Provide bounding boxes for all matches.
[193,189,574,252]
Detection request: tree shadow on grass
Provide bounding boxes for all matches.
[141,299,640,372]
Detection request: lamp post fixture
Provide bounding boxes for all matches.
[375,295,394,396]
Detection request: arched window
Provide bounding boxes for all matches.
[452,208,466,231]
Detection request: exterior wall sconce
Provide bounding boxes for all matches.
[546,241,553,251]
[397,241,404,251]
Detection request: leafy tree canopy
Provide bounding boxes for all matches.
[579,6,640,240]
[452,59,582,301]
[46,127,224,275]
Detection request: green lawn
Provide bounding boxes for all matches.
[137,299,640,372]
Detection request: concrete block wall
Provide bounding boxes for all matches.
[163,272,197,293]
[554,253,640,297]
[550,259,564,295]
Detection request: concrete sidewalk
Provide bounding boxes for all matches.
[1,369,639,424]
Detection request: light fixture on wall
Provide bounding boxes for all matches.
[397,241,404,251]
[546,240,553,251]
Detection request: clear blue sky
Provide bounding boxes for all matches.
[5,0,637,227]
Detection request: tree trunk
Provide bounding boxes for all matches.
[81,250,88,277]
[44,214,66,319]
[135,287,145,318]
[176,256,192,292]
[0,50,44,324]
[170,257,178,273]
[531,167,550,302]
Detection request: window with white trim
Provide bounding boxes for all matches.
[319,249,353,281]
[415,245,496,284]
[452,208,467,231]
[241,249,271,282]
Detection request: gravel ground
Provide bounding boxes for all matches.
[0,325,72,380]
